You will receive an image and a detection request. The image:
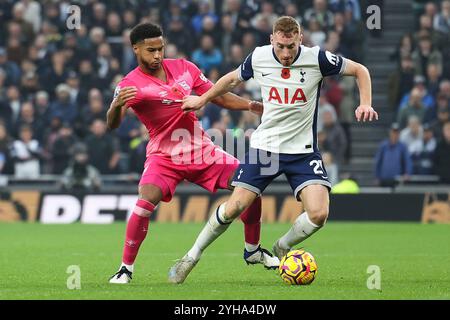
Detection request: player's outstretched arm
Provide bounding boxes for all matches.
[106,86,137,129]
[182,69,243,113]
[211,93,263,115]
[342,59,379,122]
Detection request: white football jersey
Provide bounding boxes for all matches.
[238,45,347,154]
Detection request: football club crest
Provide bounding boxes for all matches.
[300,70,306,83]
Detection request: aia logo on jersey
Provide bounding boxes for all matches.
[268,87,307,104]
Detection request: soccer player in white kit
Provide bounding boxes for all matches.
[168,16,378,284]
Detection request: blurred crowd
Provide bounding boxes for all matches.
[0,0,366,188]
[376,0,450,186]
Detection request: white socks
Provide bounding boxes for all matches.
[187,203,232,261]
[278,212,322,250]
[120,262,134,273]
[245,242,260,252]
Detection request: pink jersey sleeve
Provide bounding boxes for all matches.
[184,60,213,95]
[114,78,143,108]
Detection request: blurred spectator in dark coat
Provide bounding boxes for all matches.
[425,91,448,124]
[430,102,450,141]
[41,51,68,96]
[20,70,39,99]
[285,3,303,24]
[221,44,244,74]
[4,85,22,131]
[308,18,326,47]
[34,90,51,132]
[41,116,62,167]
[398,75,435,111]
[413,15,439,46]
[252,4,277,45]
[14,101,45,143]
[42,2,64,32]
[192,34,223,75]
[61,143,101,192]
[94,42,119,90]
[78,88,106,135]
[330,0,362,20]
[49,84,78,124]
[374,123,413,187]
[339,76,357,160]
[0,121,12,174]
[0,2,13,44]
[85,119,120,174]
[200,15,222,48]
[434,121,450,183]
[251,1,278,28]
[88,26,106,55]
[166,17,194,56]
[322,108,348,165]
[425,63,442,98]
[122,10,137,30]
[89,2,107,29]
[439,80,450,100]
[162,1,189,31]
[390,33,414,62]
[223,0,253,33]
[220,14,241,58]
[423,2,438,26]
[192,1,218,35]
[417,123,436,175]
[78,59,99,97]
[0,46,21,86]
[240,31,258,58]
[128,124,149,175]
[0,95,13,133]
[304,0,334,31]
[317,96,337,133]
[10,2,35,45]
[65,70,83,106]
[74,24,91,55]
[105,12,123,40]
[397,87,427,129]
[116,109,140,153]
[323,77,343,113]
[0,67,6,97]
[52,123,78,174]
[411,34,442,76]
[121,29,137,74]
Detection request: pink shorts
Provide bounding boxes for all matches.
[139,147,239,202]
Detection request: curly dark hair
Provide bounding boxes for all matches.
[129,23,163,45]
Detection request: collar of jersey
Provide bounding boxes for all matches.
[137,61,171,85]
[271,46,302,67]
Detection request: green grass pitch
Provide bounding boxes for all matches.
[0,222,449,300]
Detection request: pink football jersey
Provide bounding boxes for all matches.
[115,59,214,158]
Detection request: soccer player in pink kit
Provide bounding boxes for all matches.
[107,23,279,283]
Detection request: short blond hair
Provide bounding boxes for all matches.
[273,16,301,35]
